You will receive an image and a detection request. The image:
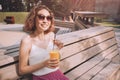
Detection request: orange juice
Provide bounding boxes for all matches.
[50,50,60,60]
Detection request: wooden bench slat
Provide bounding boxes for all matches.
[111,54,120,64]
[0,64,19,80]
[65,49,118,80]
[91,62,119,80]
[77,54,120,80]
[78,59,111,80]
[54,20,75,31]
[0,55,15,67]
[0,52,19,67]
[54,20,75,28]
[60,31,115,59]
[60,38,117,73]
[57,27,114,45]
[5,47,19,54]
[61,37,117,60]
[0,49,6,55]
[0,44,19,50]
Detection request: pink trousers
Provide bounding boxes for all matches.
[33,70,69,80]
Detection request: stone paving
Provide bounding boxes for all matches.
[0,23,120,51]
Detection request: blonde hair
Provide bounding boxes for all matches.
[107,66,120,80]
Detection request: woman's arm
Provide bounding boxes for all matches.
[19,37,46,75]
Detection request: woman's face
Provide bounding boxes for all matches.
[36,9,52,32]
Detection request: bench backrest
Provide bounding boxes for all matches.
[74,18,89,29]
[0,26,119,80]
[54,19,75,31]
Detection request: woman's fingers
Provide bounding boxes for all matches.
[54,40,64,49]
[48,59,59,68]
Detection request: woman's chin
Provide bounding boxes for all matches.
[42,28,49,31]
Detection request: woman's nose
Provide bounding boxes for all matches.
[43,17,48,22]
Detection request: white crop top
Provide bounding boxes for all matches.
[29,40,59,76]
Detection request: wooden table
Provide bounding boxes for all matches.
[74,11,107,25]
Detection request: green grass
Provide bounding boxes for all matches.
[95,21,120,28]
[0,12,29,24]
[1,12,120,28]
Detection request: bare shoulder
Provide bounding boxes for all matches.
[20,35,32,48]
[22,35,31,43]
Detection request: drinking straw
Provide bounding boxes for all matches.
[53,33,56,50]
[53,27,59,50]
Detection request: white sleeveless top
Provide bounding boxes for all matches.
[29,40,59,76]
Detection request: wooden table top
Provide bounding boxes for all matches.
[74,11,107,18]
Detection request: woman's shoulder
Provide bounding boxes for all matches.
[21,35,32,45]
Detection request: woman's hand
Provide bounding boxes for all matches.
[44,59,59,69]
[54,39,64,49]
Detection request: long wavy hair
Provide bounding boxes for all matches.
[24,5,54,34]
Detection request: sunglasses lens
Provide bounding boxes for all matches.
[37,15,52,21]
[47,16,52,21]
[38,15,45,20]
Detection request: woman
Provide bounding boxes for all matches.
[19,5,69,80]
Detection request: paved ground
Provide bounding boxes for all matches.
[0,24,71,48]
[0,31,27,48]
[0,23,120,50]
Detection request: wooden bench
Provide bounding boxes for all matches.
[54,19,75,31]
[74,18,89,29]
[54,19,89,31]
[0,26,120,80]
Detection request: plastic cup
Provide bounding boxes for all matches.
[50,50,60,60]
